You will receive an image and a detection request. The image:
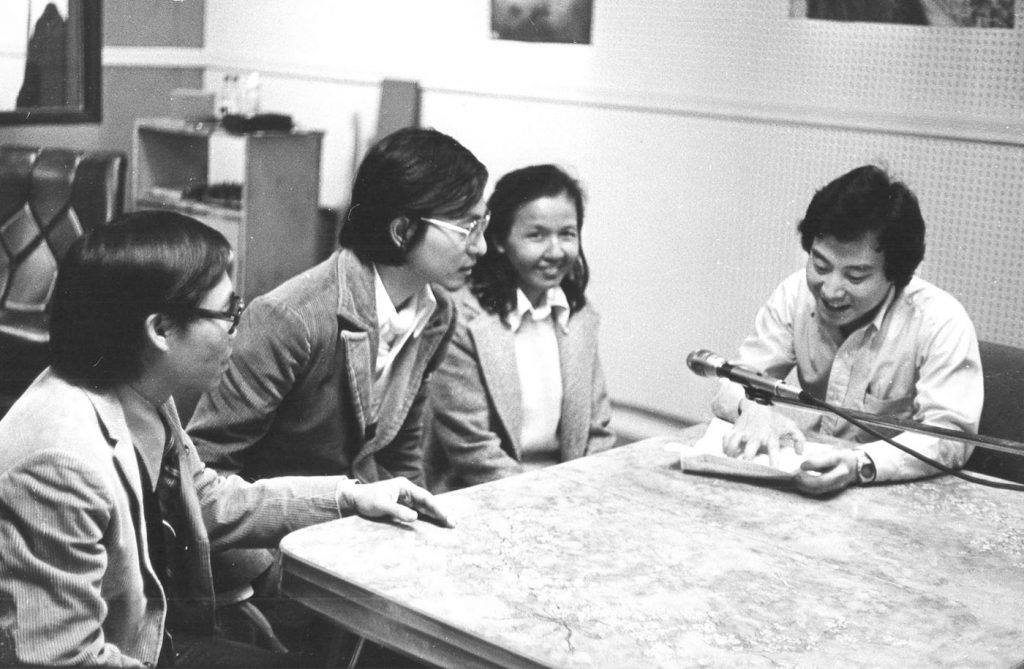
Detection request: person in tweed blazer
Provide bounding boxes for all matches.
[186,127,488,596]
[188,128,490,486]
[0,212,448,667]
[426,165,616,493]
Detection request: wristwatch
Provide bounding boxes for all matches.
[856,451,877,485]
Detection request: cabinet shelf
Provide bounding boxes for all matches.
[132,117,323,299]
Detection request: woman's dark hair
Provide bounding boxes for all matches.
[798,164,925,289]
[50,210,232,388]
[338,127,488,265]
[472,164,589,318]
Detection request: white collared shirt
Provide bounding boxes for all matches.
[716,270,982,482]
[372,266,437,418]
[507,287,569,469]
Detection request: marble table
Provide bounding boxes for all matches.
[280,435,1024,668]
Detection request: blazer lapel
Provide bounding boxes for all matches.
[87,388,167,610]
[90,390,145,528]
[334,250,376,441]
[470,315,524,456]
[339,330,373,438]
[557,310,594,460]
[369,313,449,452]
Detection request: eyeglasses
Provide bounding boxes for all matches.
[189,293,245,334]
[421,211,491,244]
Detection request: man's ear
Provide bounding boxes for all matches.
[144,313,172,353]
[388,216,414,249]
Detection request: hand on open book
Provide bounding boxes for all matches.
[723,399,807,467]
[794,449,859,495]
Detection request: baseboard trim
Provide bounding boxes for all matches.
[611,402,697,445]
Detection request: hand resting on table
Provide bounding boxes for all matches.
[338,477,455,527]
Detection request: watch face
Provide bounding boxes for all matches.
[858,453,877,483]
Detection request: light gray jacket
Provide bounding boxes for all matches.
[425,290,615,492]
[0,370,342,667]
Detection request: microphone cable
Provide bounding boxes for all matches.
[799,394,1024,492]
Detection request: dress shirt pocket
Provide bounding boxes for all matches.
[863,391,913,418]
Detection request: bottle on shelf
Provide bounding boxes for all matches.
[217,74,241,118]
[242,72,262,116]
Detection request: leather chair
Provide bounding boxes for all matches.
[964,340,1024,483]
[0,145,125,411]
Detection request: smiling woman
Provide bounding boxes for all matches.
[424,164,617,493]
[0,0,101,124]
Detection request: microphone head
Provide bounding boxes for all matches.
[686,349,727,378]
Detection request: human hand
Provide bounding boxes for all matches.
[339,478,454,528]
[722,400,806,467]
[793,449,858,495]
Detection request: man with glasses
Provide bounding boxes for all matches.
[185,128,488,651]
[0,211,451,668]
[188,292,246,335]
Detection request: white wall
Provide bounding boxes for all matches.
[203,1,1024,429]
[0,2,31,108]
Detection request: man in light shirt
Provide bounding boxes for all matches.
[711,165,982,495]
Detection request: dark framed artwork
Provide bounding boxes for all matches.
[790,0,1014,27]
[0,0,102,125]
[491,0,594,44]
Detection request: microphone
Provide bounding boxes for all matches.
[686,349,807,402]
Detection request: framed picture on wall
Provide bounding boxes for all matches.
[491,0,594,44]
[790,0,1014,27]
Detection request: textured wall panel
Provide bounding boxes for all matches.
[424,92,1024,422]
[200,0,1023,423]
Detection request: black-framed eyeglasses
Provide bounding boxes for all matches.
[421,210,491,245]
[189,293,245,334]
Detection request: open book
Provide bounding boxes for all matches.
[680,418,832,482]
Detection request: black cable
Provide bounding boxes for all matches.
[802,394,1024,492]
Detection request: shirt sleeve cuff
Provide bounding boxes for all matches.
[862,432,943,482]
[333,477,361,517]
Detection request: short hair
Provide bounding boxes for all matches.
[50,210,232,388]
[338,127,488,265]
[472,164,590,318]
[797,165,925,289]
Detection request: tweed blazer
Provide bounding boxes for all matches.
[0,370,343,667]
[425,290,616,492]
[189,247,457,486]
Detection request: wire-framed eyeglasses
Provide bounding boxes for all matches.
[189,293,245,334]
[421,211,491,244]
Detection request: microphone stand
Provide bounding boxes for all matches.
[743,388,1024,458]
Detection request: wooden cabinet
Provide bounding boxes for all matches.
[132,118,323,299]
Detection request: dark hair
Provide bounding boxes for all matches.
[50,210,233,388]
[338,127,488,265]
[797,165,925,289]
[471,164,589,318]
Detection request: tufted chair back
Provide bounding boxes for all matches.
[0,145,125,403]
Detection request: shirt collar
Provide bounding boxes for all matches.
[373,265,438,342]
[869,283,898,330]
[505,287,570,333]
[116,384,168,491]
[836,283,897,339]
